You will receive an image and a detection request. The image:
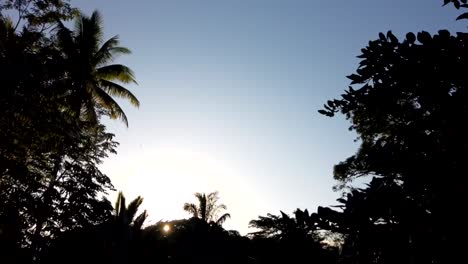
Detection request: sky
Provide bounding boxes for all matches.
[74,0,465,234]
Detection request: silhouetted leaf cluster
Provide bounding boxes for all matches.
[248,209,337,264]
[443,0,468,20]
[0,0,77,31]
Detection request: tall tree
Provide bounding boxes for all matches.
[319,5,468,262]
[183,191,231,226]
[55,10,139,126]
[0,8,138,262]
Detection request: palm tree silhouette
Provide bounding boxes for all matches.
[183,191,231,226]
[55,10,139,126]
[114,191,147,231]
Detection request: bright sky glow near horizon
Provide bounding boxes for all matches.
[74,0,465,234]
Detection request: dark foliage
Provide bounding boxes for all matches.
[0,0,77,31]
[0,3,137,262]
[249,209,337,264]
[317,1,468,263]
[313,178,437,264]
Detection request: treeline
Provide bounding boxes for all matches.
[1,0,467,264]
[42,191,338,264]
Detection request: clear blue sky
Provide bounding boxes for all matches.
[74,0,464,233]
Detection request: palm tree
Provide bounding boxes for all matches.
[183,191,231,225]
[55,10,139,126]
[112,192,147,262]
[114,191,147,231]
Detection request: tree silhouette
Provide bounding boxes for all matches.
[249,209,318,241]
[55,10,139,126]
[249,209,337,264]
[313,177,434,264]
[319,10,468,262]
[0,8,133,261]
[114,191,148,232]
[183,191,231,226]
[111,192,148,264]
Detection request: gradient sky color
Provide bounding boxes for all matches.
[74,0,465,234]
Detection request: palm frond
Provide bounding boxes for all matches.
[198,193,207,221]
[132,210,148,230]
[216,213,231,225]
[89,10,103,43]
[73,12,84,38]
[93,35,131,66]
[115,192,127,224]
[126,196,144,222]
[93,35,119,65]
[96,64,137,84]
[93,86,129,126]
[110,46,131,55]
[194,192,204,200]
[115,191,123,216]
[74,11,103,62]
[183,203,199,218]
[100,79,139,107]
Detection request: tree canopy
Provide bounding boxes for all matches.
[316,1,468,263]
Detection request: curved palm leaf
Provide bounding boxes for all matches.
[100,80,140,107]
[126,196,144,222]
[216,213,231,225]
[183,203,199,218]
[96,64,137,84]
[93,35,131,66]
[115,192,127,223]
[132,210,148,230]
[93,86,129,126]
